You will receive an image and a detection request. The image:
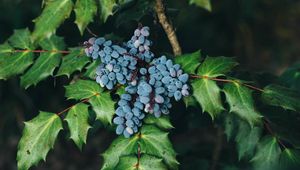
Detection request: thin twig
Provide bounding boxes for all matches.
[155,0,182,56]
[189,74,264,92]
[86,27,98,37]
[56,93,99,116]
[13,49,71,54]
[263,118,287,149]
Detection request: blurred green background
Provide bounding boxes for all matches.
[1,0,300,169]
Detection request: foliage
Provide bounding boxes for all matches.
[0,0,300,170]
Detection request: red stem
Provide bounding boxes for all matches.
[56,93,99,116]
[135,133,142,169]
[263,119,287,149]
[189,74,264,92]
[190,75,289,149]
[13,49,71,54]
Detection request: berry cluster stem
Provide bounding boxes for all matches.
[135,133,142,169]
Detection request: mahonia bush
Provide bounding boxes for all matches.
[84,26,190,138]
[0,0,300,170]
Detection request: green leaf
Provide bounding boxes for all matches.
[0,43,34,80]
[101,125,178,170]
[101,135,138,170]
[89,91,115,125]
[223,82,262,126]
[56,49,90,77]
[279,63,300,91]
[8,28,33,49]
[114,0,154,27]
[115,85,126,96]
[174,50,201,74]
[251,136,281,170]
[192,79,224,119]
[139,125,179,169]
[74,0,97,35]
[32,0,73,41]
[183,95,199,108]
[17,112,63,170]
[223,114,262,160]
[189,0,212,11]
[262,108,300,147]
[144,115,174,130]
[235,121,262,160]
[223,114,238,141]
[279,149,300,170]
[84,59,101,79]
[99,0,117,23]
[65,103,91,150]
[20,35,65,88]
[262,84,300,112]
[65,79,102,100]
[115,155,167,170]
[0,42,13,54]
[39,34,66,50]
[197,56,238,77]
[65,79,114,125]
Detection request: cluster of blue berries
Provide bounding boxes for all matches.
[126,26,154,62]
[84,37,137,89]
[84,26,190,138]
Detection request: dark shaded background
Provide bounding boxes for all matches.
[1,0,300,169]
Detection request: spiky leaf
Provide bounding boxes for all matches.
[139,125,179,169]
[56,49,90,77]
[144,115,174,130]
[115,155,167,170]
[101,135,138,170]
[192,79,224,119]
[17,112,63,170]
[74,0,97,35]
[174,50,201,74]
[251,136,281,170]
[65,103,91,150]
[65,79,114,125]
[189,0,212,11]
[65,80,101,100]
[84,59,101,79]
[223,82,262,126]
[32,0,73,41]
[0,43,34,80]
[235,121,262,160]
[8,28,33,49]
[198,56,238,77]
[101,125,178,170]
[183,95,199,108]
[262,84,300,112]
[99,0,117,23]
[279,63,300,90]
[89,91,115,125]
[279,149,300,170]
[116,85,126,96]
[20,35,65,88]
[115,0,154,27]
[223,114,238,141]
